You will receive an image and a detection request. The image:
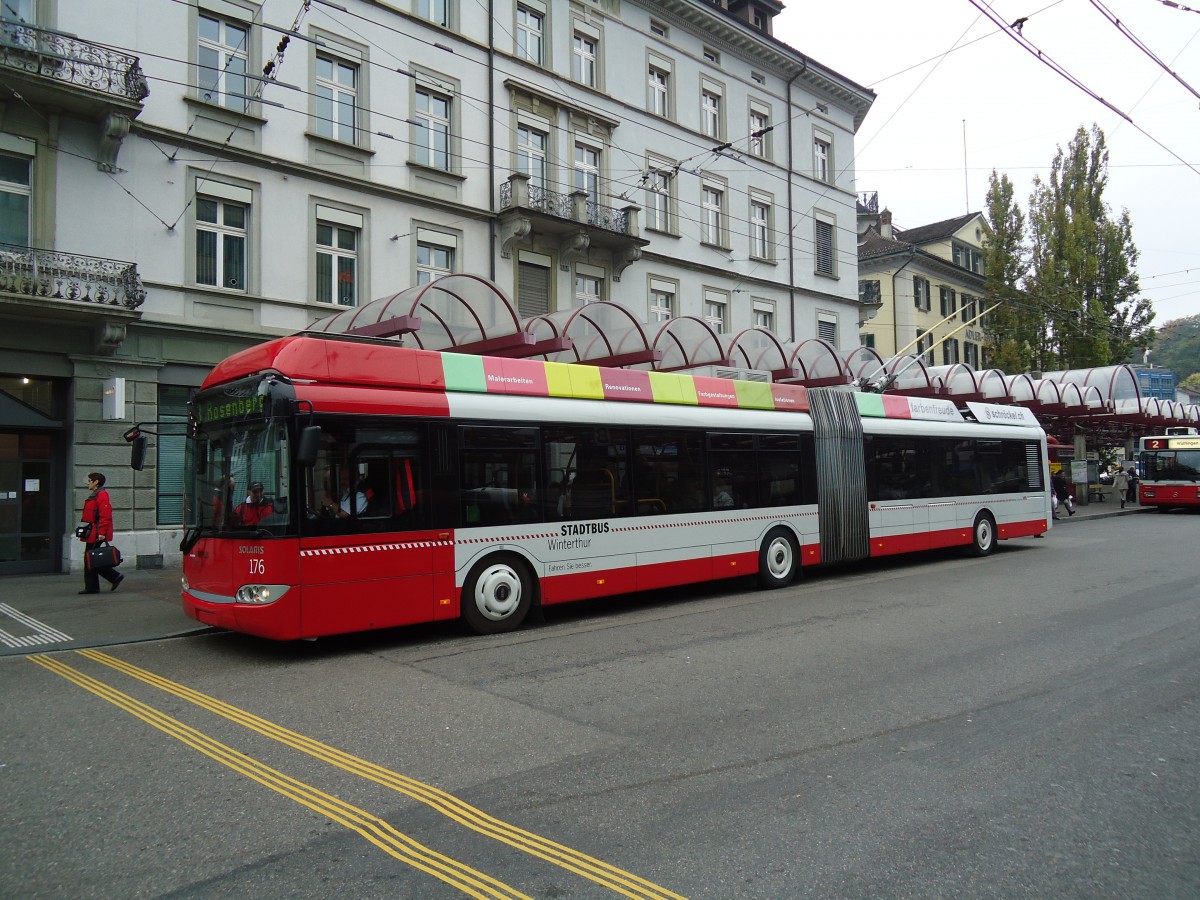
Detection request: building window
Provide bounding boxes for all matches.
[814,218,835,275]
[649,20,668,38]
[701,89,721,138]
[750,199,771,260]
[749,108,770,158]
[859,280,881,305]
[703,47,720,64]
[0,153,31,246]
[157,385,196,526]
[196,196,247,290]
[913,276,931,311]
[961,293,976,322]
[575,142,600,205]
[573,32,596,87]
[517,255,551,317]
[753,300,774,332]
[575,272,603,306]
[316,220,358,306]
[516,5,544,65]
[417,0,450,28]
[751,71,765,85]
[702,186,724,246]
[964,342,979,368]
[817,312,837,345]
[314,55,358,144]
[646,164,672,232]
[916,329,934,364]
[952,241,985,274]
[939,286,956,317]
[860,333,876,348]
[414,87,451,170]
[517,124,547,191]
[942,338,960,365]
[649,280,675,322]
[813,133,832,183]
[704,290,728,334]
[198,13,249,111]
[648,66,669,117]
[416,240,453,285]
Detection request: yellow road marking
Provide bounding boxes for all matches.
[30,655,531,900]
[76,648,686,900]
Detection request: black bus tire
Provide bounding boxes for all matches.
[970,512,997,557]
[461,553,534,635]
[758,527,799,589]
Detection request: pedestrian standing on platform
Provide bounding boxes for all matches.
[1112,466,1130,509]
[1126,466,1139,505]
[78,472,123,594]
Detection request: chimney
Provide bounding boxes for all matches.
[880,209,893,239]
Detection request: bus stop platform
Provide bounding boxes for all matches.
[0,501,1153,657]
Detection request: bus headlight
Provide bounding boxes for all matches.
[234,584,290,605]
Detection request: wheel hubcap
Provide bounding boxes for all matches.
[767,537,793,579]
[474,564,521,621]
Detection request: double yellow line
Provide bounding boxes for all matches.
[31,650,685,900]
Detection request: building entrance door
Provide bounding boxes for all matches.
[0,376,65,575]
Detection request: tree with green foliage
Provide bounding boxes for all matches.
[1150,314,1200,384]
[984,125,1156,373]
[982,171,1036,372]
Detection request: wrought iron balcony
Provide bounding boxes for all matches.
[500,179,633,236]
[0,22,149,104]
[0,242,146,309]
[498,173,649,281]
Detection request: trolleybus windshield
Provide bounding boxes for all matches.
[185,416,293,538]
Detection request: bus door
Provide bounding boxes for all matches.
[867,435,930,554]
[300,430,444,635]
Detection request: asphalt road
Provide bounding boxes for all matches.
[2,512,1197,898]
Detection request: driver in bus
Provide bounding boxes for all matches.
[234,482,273,525]
[322,469,368,518]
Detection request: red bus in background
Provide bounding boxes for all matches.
[1138,429,1200,511]
[177,333,1050,641]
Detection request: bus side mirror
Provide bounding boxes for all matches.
[296,426,321,467]
[123,427,147,471]
[130,435,147,471]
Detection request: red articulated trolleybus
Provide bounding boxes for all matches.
[177,333,1051,640]
[1137,428,1200,512]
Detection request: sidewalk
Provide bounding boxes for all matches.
[0,565,211,657]
[1054,496,1151,524]
[0,501,1153,657]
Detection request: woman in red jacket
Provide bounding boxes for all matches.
[79,471,123,594]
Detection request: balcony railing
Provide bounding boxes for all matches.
[501,179,630,235]
[0,243,146,309]
[0,22,149,103]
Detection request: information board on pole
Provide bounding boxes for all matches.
[1070,461,1089,484]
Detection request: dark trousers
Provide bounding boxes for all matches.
[84,545,120,592]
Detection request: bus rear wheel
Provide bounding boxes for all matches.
[462,553,534,634]
[970,512,996,557]
[758,527,799,589]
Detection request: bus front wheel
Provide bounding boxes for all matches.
[970,512,996,557]
[462,553,534,634]
[758,527,799,589]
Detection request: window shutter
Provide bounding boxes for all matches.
[815,220,834,274]
[517,261,550,316]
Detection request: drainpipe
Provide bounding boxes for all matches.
[785,56,806,342]
[889,249,918,361]
[488,0,497,282]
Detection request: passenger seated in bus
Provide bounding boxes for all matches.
[234,481,273,525]
[713,477,734,508]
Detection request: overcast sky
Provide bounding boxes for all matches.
[774,0,1200,332]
